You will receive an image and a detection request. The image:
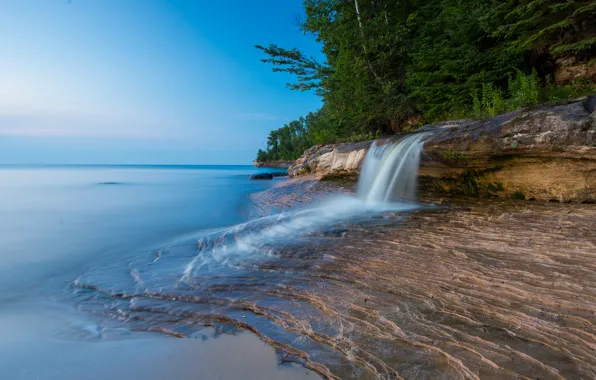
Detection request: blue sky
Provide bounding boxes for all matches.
[0,0,323,164]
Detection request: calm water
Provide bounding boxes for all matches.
[0,165,274,294]
[0,165,315,380]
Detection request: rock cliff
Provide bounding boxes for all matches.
[288,95,596,202]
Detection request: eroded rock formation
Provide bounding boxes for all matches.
[288,96,596,202]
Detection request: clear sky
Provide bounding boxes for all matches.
[0,0,323,165]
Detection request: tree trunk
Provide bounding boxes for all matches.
[354,0,383,85]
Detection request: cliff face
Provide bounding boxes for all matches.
[288,95,596,202]
[288,141,372,179]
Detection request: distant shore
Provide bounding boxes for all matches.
[253,160,293,169]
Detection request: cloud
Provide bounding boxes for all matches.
[237,112,281,121]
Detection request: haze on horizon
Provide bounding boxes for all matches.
[0,0,322,165]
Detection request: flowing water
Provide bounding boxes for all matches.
[357,133,428,203]
[1,135,433,379]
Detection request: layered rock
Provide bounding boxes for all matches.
[288,95,596,202]
[247,179,596,379]
[288,141,372,179]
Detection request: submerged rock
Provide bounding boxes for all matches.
[289,95,596,202]
[250,172,288,180]
[249,173,274,180]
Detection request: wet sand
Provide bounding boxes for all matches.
[0,305,317,380]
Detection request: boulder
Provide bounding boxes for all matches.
[250,173,274,180]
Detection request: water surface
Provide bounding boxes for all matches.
[0,165,313,380]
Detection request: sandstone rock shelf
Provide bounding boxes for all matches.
[288,96,596,202]
[245,178,596,379]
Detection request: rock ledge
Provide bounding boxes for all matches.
[288,96,596,202]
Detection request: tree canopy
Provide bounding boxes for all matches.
[256,0,596,162]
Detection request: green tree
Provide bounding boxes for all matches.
[254,0,596,162]
[256,149,268,162]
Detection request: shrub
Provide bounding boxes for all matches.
[508,69,540,110]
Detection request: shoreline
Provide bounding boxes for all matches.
[40,169,595,380]
[0,304,316,380]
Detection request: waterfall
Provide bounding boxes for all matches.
[357,133,428,203]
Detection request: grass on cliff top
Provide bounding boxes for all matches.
[440,73,596,122]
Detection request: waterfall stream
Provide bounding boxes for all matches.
[357,133,429,203]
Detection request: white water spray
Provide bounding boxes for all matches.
[182,133,429,278]
[357,133,428,203]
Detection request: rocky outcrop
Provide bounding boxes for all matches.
[250,173,274,180]
[288,95,596,202]
[554,57,596,84]
[253,161,293,169]
[288,141,372,179]
[249,172,289,180]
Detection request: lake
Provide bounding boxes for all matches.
[0,165,315,380]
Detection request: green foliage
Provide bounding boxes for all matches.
[469,70,545,118]
[255,0,596,161]
[257,108,342,161]
[255,44,328,94]
[511,191,526,200]
[441,150,470,162]
[508,69,540,109]
[255,149,268,162]
[483,83,506,117]
[543,77,596,100]
[487,182,505,192]
[461,171,480,196]
[495,1,596,57]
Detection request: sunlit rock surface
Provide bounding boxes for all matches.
[289,141,372,179]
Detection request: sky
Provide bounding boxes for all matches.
[0,0,323,165]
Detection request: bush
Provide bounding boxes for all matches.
[508,69,540,110]
[542,77,596,101]
[471,82,506,118]
[469,69,551,119]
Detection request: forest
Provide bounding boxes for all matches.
[256,0,596,162]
